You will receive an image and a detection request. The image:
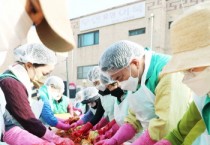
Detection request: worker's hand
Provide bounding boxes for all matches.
[154,139,172,145]
[92,117,109,131]
[25,0,44,25]
[42,129,74,145]
[72,122,93,137]
[55,121,71,130]
[95,138,117,145]
[98,119,116,135]
[131,130,156,145]
[93,134,106,144]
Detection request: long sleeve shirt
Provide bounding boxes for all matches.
[81,98,105,126]
[164,102,205,144]
[0,78,46,137]
[39,85,58,127]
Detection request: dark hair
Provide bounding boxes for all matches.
[33,63,46,68]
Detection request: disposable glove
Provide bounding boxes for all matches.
[94,134,106,144]
[72,122,93,137]
[98,119,116,135]
[96,123,136,145]
[70,119,84,128]
[57,117,66,123]
[154,140,172,145]
[92,117,109,131]
[3,126,53,145]
[42,129,74,145]
[104,123,120,138]
[55,121,71,130]
[131,130,156,145]
[95,138,117,145]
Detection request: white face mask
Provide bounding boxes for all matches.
[120,66,139,91]
[96,84,106,91]
[182,67,210,96]
[51,92,60,101]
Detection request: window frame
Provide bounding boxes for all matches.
[77,64,98,79]
[129,27,146,36]
[78,30,99,48]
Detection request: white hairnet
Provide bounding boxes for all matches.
[99,40,145,73]
[75,90,84,102]
[82,87,101,103]
[100,73,115,85]
[14,43,57,65]
[44,76,65,93]
[87,66,100,82]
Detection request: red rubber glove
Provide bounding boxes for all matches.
[72,122,93,137]
[98,119,116,135]
[92,117,109,131]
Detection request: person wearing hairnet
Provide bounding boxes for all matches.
[38,76,72,130]
[96,40,191,145]
[154,2,210,145]
[87,66,116,130]
[71,87,105,137]
[0,43,74,145]
[74,90,89,115]
[94,74,126,144]
[95,73,142,144]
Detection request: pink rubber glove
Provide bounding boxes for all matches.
[57,117,66,123]
[73,107,82,116]
[92,117,109,131]
[42,129,74,145]
[72,122,93,137]
[95,123,136,145]
[104,123,120,138]
[70,119,84,128]
[55,121,71,130]
[154,139,172,145]
[3,126,53,145]
[132,130,156,145]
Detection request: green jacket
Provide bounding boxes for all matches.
[52,95,69,114]
[164,95,210,145]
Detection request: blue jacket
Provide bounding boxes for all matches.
[39,85,58,126]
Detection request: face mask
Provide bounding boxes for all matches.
[96,84,106,91]
[120,66,139,91]
[89,101,97,109]
[99,89,110,96]
[110,87,124,98]
[182,67,210,96]
[51,92,60,101]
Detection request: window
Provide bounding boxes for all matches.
[129,28,146,36]
[77,65,97,79]
[168,21,173,29]
[78,31,99,47]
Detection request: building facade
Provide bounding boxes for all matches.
[52,0,206,87]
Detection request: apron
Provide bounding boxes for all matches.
[114,92,141,143]
[192,94,210,145]
[8,64,44,119]
[128,52,157,130]
[114,94,129,126]
[100,94,116,121]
